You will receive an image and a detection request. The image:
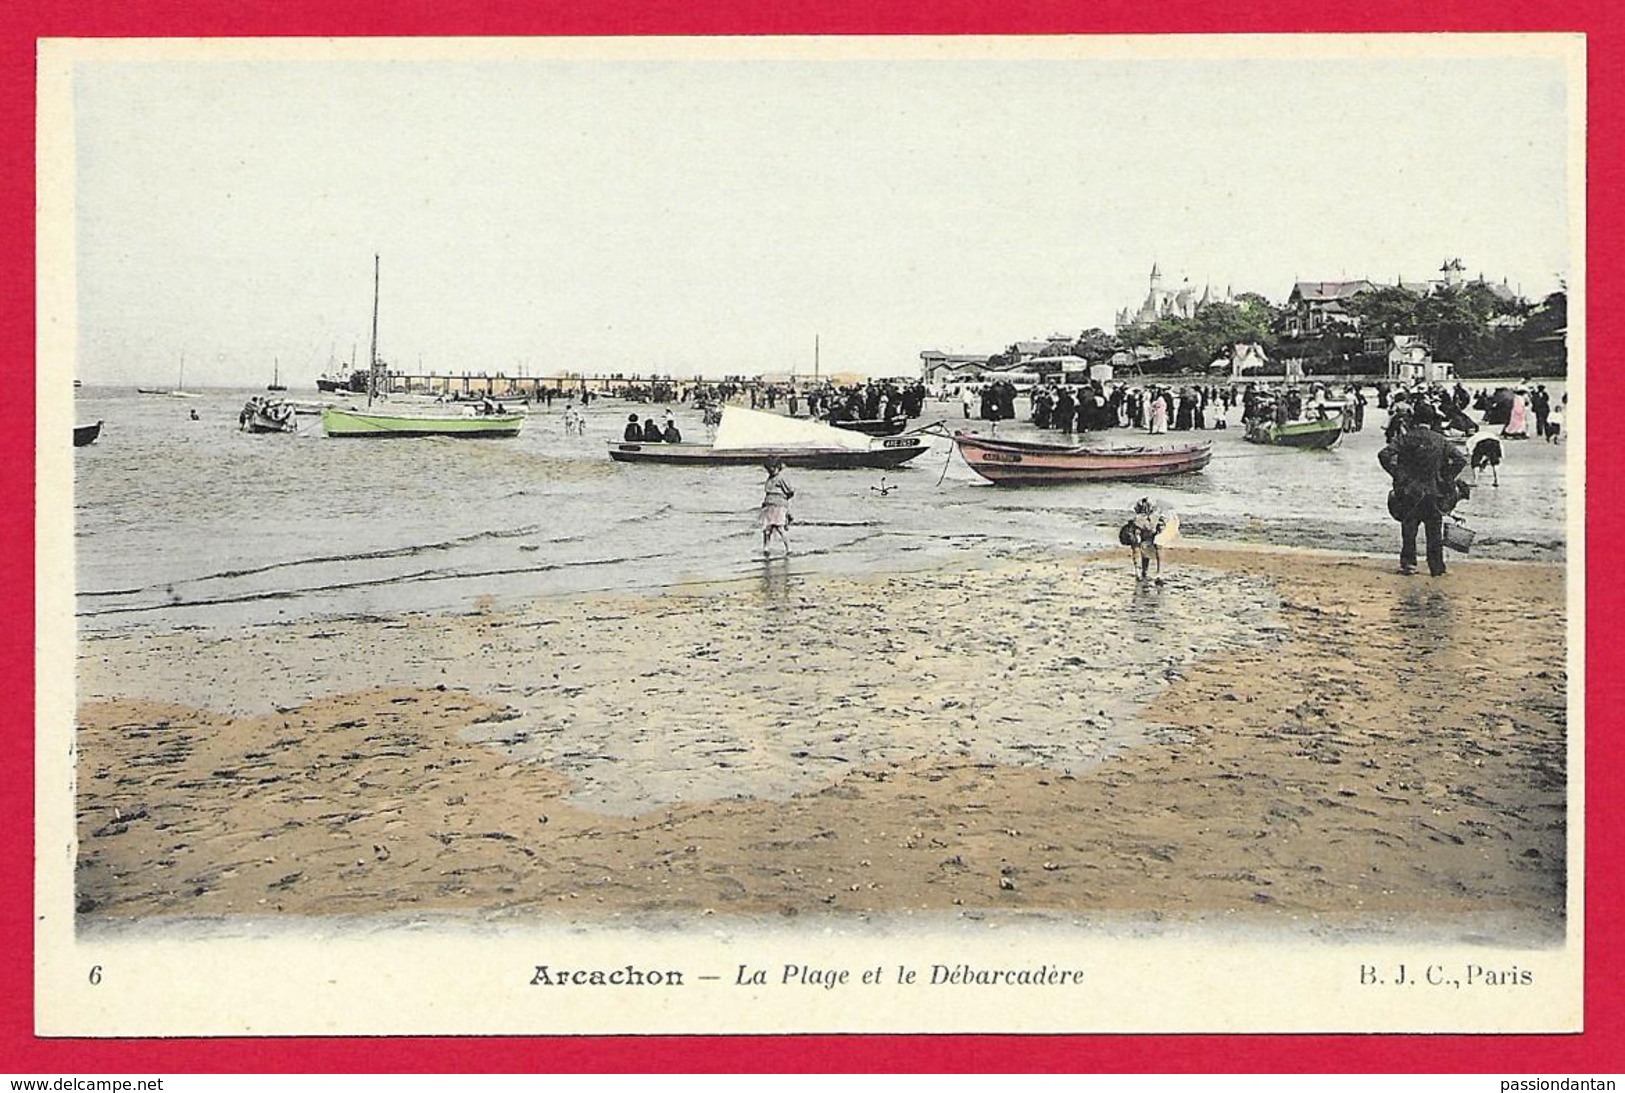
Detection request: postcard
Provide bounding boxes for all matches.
[38,33,1584,1038]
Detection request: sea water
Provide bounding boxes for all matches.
[71,384,1572,634]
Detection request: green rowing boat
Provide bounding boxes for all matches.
[1244,416,1342,450]
[321,406,523,438]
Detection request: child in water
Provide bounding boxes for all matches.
[761,459,795,557]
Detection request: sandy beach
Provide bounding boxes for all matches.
[73,545,1568,937]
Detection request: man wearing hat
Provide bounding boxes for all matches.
[1378,415,1468,577]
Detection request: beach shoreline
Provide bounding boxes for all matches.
[74,544,1568,939]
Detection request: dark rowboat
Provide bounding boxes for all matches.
[1244,417,1342,450]
[74,421,103,447]
[610,436,928,469]
[953,431,1211,486]
[242,398,298,434]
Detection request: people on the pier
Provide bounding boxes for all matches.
[1379,414,1468,577]
[624,413,643,442]
[760,459,795,557]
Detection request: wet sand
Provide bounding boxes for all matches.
[74,546,1568,936]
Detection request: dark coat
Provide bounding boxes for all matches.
[1379,427,1468,519]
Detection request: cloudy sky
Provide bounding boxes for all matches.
[58,37,1577,387]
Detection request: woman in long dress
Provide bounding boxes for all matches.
[760,459,795,557]
[1503,389,1531,438]
[1148,390,1169,434]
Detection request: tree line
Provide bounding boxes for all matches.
[988,285,1567,378]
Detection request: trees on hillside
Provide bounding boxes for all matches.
[1116,281,1560,376]
[1117,297,1279,373]
[977,282,1564,380]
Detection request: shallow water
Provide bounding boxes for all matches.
[72,384,1571,633]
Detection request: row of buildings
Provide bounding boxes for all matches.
[1283,258,1522,337]
[920,258,1524,388]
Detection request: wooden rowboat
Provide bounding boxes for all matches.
[74,421,103,447]
[242,397,298,434]
[1244,417,1342,450]
[953,431,1211,486]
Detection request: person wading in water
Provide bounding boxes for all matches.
[760,459,795,558]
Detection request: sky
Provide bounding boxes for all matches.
[61,39,1577,387]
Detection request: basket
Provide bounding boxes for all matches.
[1442,517,1475,553]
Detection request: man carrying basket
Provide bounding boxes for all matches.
[1378,415,1469,578]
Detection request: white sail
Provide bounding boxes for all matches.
[712,406,873,451]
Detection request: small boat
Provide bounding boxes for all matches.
[168,353,199,398]
[322,405,523,438]
[609,406,929,469]
[952,432,1212,486]
[828,414,909,437]
[135,387,167,396]
[321,257,525,440]
[1244,416,1342,450]
[240,397,297,434]
[74,421,103,447]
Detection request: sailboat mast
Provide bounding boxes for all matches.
[814,334,820,382]
[368,254,381,404]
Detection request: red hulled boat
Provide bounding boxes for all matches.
[953,431,1211,486]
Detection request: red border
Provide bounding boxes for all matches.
[4,0,1619,1074]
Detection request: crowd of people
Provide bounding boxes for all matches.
[505,369,1565,585]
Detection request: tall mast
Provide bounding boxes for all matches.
[814,334,820,382]
[368,254,381,404]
